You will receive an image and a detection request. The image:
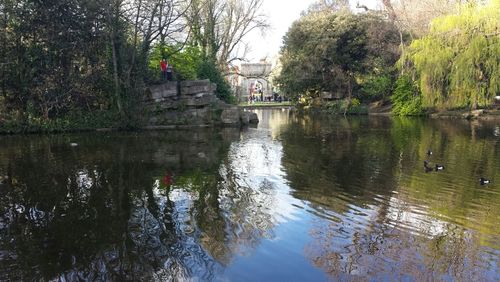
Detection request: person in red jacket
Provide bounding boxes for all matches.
[160,59,167,80]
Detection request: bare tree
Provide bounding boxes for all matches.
[306,0,350,13]
[381,0,485,38]
[186,0,268,66]
[125,0,191,58]
[377,0,485,75]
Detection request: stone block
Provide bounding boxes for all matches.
[157,100,178,110]
[180,79,211,87]
[220,107,241,125]
[195,107,212,123]
[240,111,250,125]
[249,112,259,124]
[143,79,240,127]
[240,111,259,125]
[147,82,178,101]
[178,108,212,125]
[181,95,216,107]
[180,80,217,96]
[149,117,159,124]
[181,85,213,95]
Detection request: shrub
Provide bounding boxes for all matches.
[360,74,393,102]
[391,75,423,116]
[324,98,367,115]
[197,58,235,103]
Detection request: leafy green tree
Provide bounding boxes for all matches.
[0,0,191,127]
[276,9,400,107]
[1,0,112,119]
[149,45,203,81]
[103,0,190,122]
[401,0,500,110]
[197,58,233,103]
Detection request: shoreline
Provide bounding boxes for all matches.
[2,107,499,135]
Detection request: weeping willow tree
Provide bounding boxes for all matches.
[401,0,500,110]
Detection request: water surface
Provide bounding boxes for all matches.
[0,109,499,281]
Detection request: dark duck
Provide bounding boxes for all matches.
[479,177,491,185]
[435,164,445,171]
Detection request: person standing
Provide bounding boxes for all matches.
[166,61,173,81]
[160,59,167,80]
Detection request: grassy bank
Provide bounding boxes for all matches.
[0,111,121,134]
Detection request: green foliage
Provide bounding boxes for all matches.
[276,9,401,104]
[401,0,500,110]
[149,45,236,103]
[360,74,394,101]
[149,45,202,81]
[324,98,368,115]
[197,58,235,103]
[391,75,423,116]
[0,0,202,131]
[0,110,119,134]
[0,0,113,119]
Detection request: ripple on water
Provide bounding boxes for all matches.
[1,111,499,281]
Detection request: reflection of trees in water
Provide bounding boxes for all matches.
[194,134,282,263]
[282,115,398,208]
[0,127,285,280]
[1,114,498,280]
[0,130,236,280]
[304,207,493,280]
[280,115,500,280]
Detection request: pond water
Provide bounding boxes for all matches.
[0,109,499,281]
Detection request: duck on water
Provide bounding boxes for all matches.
[424,160,444,172]
[479,177,491,185]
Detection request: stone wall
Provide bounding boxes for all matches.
[143,80,258,127]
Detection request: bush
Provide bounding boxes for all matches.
[360,74,393,102]
[391,75,423,116]
[0,110,119,134]
[197,58,235,103]
[324,98,368,115]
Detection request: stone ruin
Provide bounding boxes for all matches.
[143,80,258,128]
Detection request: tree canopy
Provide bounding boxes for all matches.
[402,0,500,110]
[276,0,498,114]
[0,0,191,122]
[276,9,401,103]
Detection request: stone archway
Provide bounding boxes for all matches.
[239,61,273,103]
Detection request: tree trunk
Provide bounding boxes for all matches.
[0,6,8,99]
[399,30,405,75]
[110,35,124,117]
